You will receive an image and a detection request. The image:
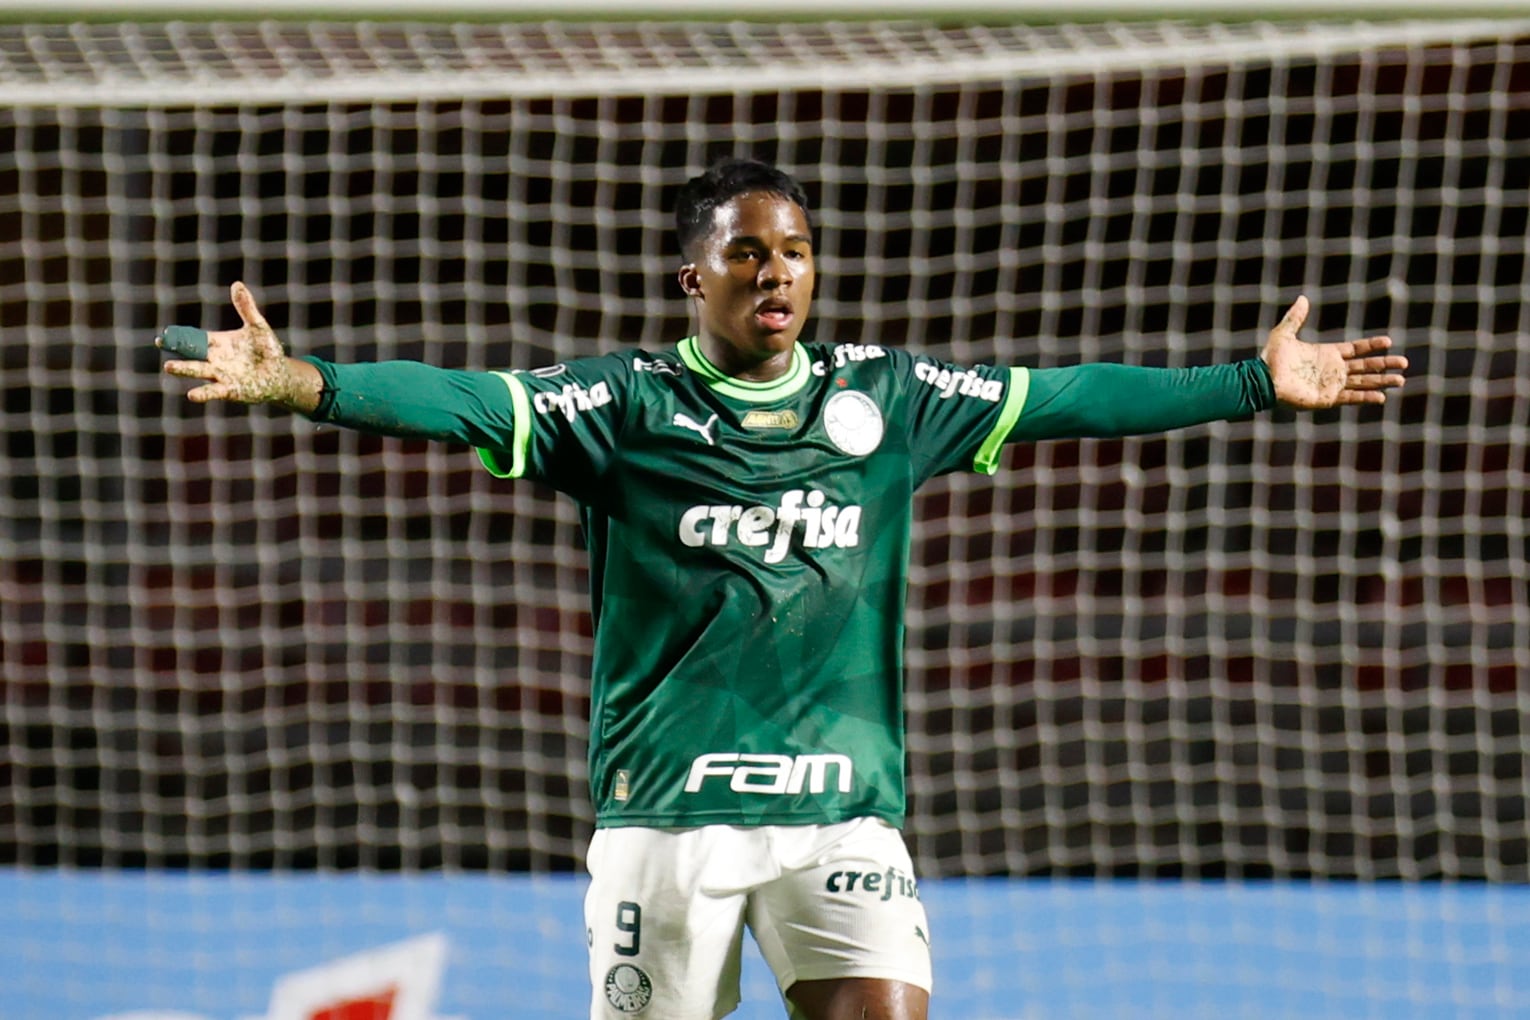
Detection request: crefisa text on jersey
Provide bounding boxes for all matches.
[913,361,1004,402]
[530,378,614,421]
[809,342,888,375]
[678,489,862,563]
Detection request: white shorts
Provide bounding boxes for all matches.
[583,817,932,1020]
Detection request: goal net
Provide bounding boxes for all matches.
[2,15,1528,1018]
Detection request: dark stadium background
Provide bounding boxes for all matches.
[3,37,1526,877]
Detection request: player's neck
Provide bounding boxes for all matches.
[694,334,796,383]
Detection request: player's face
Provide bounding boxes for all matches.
[680,190,815,380]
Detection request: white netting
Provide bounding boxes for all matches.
[3,15,1530,1017]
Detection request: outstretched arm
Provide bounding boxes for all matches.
[1000,296,1408,445]
[1260,295,1407,409]
[159,281,324,413]
[158,281,520,448]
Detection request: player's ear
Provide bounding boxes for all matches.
[678,263,702,297]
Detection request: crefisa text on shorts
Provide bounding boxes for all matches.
[824,864,919,901]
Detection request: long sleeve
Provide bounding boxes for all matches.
[1005,358,1275,443]
[300,356,520,449]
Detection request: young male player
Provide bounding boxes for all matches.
[159,158,1407,1020]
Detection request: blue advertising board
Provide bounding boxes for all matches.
[3,871,1528,1019]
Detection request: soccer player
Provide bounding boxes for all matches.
[159,158,1407,1020]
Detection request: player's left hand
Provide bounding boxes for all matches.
[1260,296,1407,409]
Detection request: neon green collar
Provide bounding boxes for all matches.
[677,336,812,402]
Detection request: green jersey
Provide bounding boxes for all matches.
[302,339,1274,830]
[477,338,1020,829]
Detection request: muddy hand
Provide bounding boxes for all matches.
[157,282,300,405]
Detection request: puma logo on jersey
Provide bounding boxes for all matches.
[685,752,853,796]
[678,489,862,563]
[673,412,719,445]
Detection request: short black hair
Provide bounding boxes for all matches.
[674,158,811,259]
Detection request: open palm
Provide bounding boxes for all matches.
[159,281,295,405]
[1260,296,1408,409]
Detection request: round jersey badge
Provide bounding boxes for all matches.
[604,963,654,1014]
[823,390,884,456]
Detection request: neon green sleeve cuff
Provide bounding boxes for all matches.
[973,367,1031,475]
[476,371,533,479]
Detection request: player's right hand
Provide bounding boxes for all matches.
[158,281,296,405]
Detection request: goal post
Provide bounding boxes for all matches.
[7,0,1530,21]
[2,13,1529,1017]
